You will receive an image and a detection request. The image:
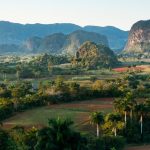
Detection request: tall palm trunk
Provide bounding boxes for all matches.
[114,128,117,136]
[124,111,127,127]
[3,73,7,80]
[140,115,143,135]
[97,124,100,137]
[130,109,133,123]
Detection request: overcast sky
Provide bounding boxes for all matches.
[0,0,149,30]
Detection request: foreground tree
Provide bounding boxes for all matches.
[0,128,16,150]
[35,118,87,150]
[90,111,104,137]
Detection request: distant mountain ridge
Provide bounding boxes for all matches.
[0,21,128,51]
[84,26,128,50]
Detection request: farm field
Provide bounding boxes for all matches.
[3,98,114,133]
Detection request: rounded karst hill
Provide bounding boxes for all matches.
[73,41,118,69]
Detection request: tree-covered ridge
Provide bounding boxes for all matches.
[73,41,118,69]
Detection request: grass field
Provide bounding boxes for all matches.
[3,98,113,133]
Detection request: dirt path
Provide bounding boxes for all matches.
[125,145,150,150]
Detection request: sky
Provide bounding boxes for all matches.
[0,0,149,30]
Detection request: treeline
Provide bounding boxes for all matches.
[1,73,150,122]
[16,54,70,78]
[0,54,71,79]
[0,76,128,122]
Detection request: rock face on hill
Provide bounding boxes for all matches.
[23,30,108,55]
[73,41,118,69]
[124,20,150,54]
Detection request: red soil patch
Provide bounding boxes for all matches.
[113,66,145,72]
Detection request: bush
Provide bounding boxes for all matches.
[16,94,46,111]
[102,135,126,150]
[87,136,105,150]
[86,135,125,150]
[0,101,14,121]
[0,128,16,150]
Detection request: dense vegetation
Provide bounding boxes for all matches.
[1,69,150,149]
[1,51,150,150]
[0,50,119,80]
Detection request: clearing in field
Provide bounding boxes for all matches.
[3,98,113,133]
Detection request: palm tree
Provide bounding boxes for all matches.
[114,98,130,128]
[16,64,21,80]
[47,61,53,74]
[114,92,137,130]
[35,118,85,150]
[2,70,7,81]
[105,112,124,136]
[125,92,136,122]
[90,111,104,137]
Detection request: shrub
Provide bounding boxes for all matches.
[0,101,14,121]
[102,135,126,150]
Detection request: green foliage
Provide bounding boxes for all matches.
[9,81,33,98]
[90,111,104,125]
[0,83,11,98]
[87,135,125,150]
[0,128,16,150]
[86,136,105,150]
[102,135,126,150]
[10,126,38,150]
[35,118,87,150]
[104,112,124,136]
[0,98,14,121]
